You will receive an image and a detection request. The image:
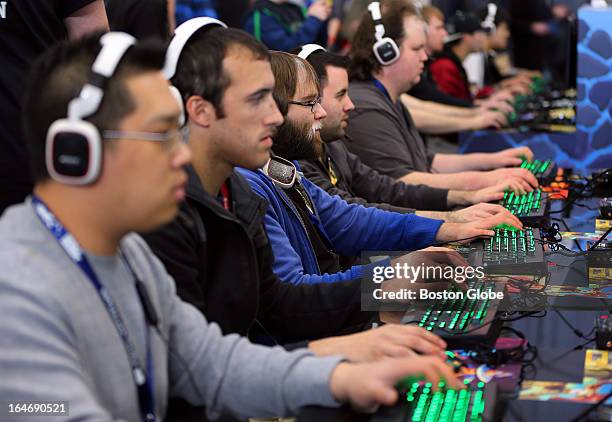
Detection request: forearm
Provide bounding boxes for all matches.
[431,153,494,173]
[410,109,480,135]
[64,0,109,40]
[446,190,474,206]
[328,18,341,45]
[415,210,450,220]
[169,293,343,418]
[402,94,476,117]
[399,171,482,190]
[167,0,176,33]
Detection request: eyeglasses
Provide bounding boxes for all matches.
[102,128,183,149]
[288,96,322,113]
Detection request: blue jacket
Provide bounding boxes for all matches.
[237,165,444,285]
[175,0,218,26]
[244,0,327,52]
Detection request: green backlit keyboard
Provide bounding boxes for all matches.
[372,380,499,422]
[520,159,557,184]
[500,190,549,224]
[401,280,506,348]
[463,228,547,276]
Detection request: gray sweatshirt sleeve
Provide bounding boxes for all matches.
[0,231,344,422]
[0,277,125,422]
[155,249,344,419]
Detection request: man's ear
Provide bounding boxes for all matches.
[185,95,217,127]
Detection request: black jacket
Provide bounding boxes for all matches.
[144,167,373,342]
[144,168,373,421]
[299,139,450,212]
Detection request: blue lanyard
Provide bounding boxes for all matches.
[372,78,392,101]
[31,196,156,422]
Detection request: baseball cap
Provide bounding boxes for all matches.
[445,11,485,43]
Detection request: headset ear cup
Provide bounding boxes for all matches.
[169,86,186,127]
[45,119,102,185]
[483,3,497,34]
[372,38,401,66]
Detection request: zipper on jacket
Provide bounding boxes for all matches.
[191,197,261,336]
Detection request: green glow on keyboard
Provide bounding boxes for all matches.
[502,189,542,216]
[405,381,487,422]
[417,281,494,332]
[484,228,536,257]
[520,159,551,176]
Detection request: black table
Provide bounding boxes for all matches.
[298,192,612,421]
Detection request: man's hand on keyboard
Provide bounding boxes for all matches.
[329,357,464,412]
[309,324,448,363]
[436,213,523,244]
[447,203,516,224]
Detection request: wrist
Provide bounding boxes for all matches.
[461,172,487,190]
[415,210,447,220]
[447,190,472,206]
[329,362,352,403]
[435,222,455,242]
[468,115,483,130]
[309,337,341,357]
[474,153,495,170]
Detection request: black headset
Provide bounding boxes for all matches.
[45,32,136,185]
[163,17,228,127]
[368,1,401,66]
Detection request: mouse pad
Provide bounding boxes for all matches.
[518,380,612,404]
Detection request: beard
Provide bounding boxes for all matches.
[320,120,344,143]
[271,118,324,161]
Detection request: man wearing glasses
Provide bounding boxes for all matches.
[238,51,521,286]
[0,31,463,422]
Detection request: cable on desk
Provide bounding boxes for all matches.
[549,168,612,215]
[545,249,589,257]
[434,310,546,336]
[468,327,538,368]
[551,217,584,251]
[552,308,594,340]
[573,202,600,211]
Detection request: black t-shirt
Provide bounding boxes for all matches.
[105,0,169,41]
[285,183,341,276]
[0,0,94,199]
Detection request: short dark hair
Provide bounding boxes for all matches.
[171,27,270,119]
[349,0,420,81]
[23,32,167,183]
[270,51,320,117]
[290,48,350,88]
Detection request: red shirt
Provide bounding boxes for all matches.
[429,57,472,102]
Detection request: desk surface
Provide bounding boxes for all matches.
[298,190,612,422]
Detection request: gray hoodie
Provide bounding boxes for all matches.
[0,200,342,421]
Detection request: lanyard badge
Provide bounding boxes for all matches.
[31,196,156,422]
